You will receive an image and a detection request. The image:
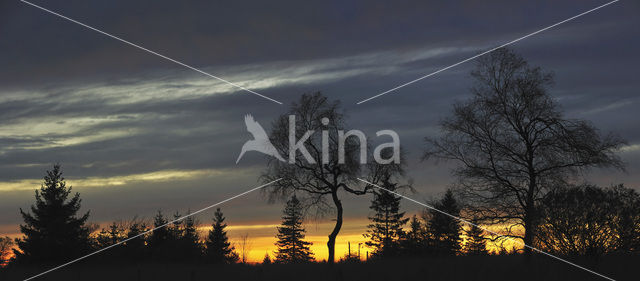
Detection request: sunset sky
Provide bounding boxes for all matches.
[1,0,639,262]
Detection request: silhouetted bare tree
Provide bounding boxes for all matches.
[424,48,625,257]
[238,233,253,264]
[610,185,640,254]
[538,184,640,257]
[263,92,403,263]
[0,236,13,266]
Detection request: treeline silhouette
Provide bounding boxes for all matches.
[2,164,638,281]
[6,165,253,266]
[3,164,638,269]
[2,166,316,267]
[363,184,640,259]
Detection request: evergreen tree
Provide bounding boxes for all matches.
[179,211,202,260]
[262,253,272,265]
[14,164,91,263]
[364,180,408,257]
[169,211,183,242]
[274,195,314,263]
[427,189,462,255]
[204,208,238,264]
[464,222,487,255]
[400,215,431,256]
[94,221,125,261]
[122,218,147,260]
[95,228,111,249]
[147,210,172,260]
[96,222,125,248]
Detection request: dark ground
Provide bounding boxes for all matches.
[1,255,636,281]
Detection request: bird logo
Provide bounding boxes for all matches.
[236,114,286,164]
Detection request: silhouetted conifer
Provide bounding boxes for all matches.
[94,221,126,261]
[364,180,408,257]
[147,210,173,260]
[96,222,125,248]
[464,222,487,255]
[122,218,147,260]
[169,211,183,241]
[262,253,272,265]
[427,189,461,255]
[274,195,313,263]
[204,208,238,263]
[179,211,202,260]
[14,164,92,264]
[400,215,432,255]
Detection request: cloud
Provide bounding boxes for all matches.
[621,144,640,153]
[0,168,236,191]
[1,0,639,242]
[0,42,482,182]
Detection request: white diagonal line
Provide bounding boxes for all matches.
[356,0,619,105]
[356,178,616,281]
[20,0,283,105]
[22,178,282,281]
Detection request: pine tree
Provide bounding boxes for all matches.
[274,195,314,263]
[14,164,91,263]
[464,222,487,255]
[204,208,238,264]
[427,189,462,255]
[364,180,408,257]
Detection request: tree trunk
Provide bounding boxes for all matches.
[523,186,536,259]
[523,165,537,259]
[523,212,533,259]
[327,189,343,264]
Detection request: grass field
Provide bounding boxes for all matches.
[1,255,636,281]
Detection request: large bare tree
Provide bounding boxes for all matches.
[262,92,403,263]
[423,48,625,256]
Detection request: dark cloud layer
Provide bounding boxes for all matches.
[1,0,639,230]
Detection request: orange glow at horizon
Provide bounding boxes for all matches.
[218,219,524,262]
[216,218,374,263]
[1,218,524,264]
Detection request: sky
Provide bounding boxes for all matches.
[1,0,639,262]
